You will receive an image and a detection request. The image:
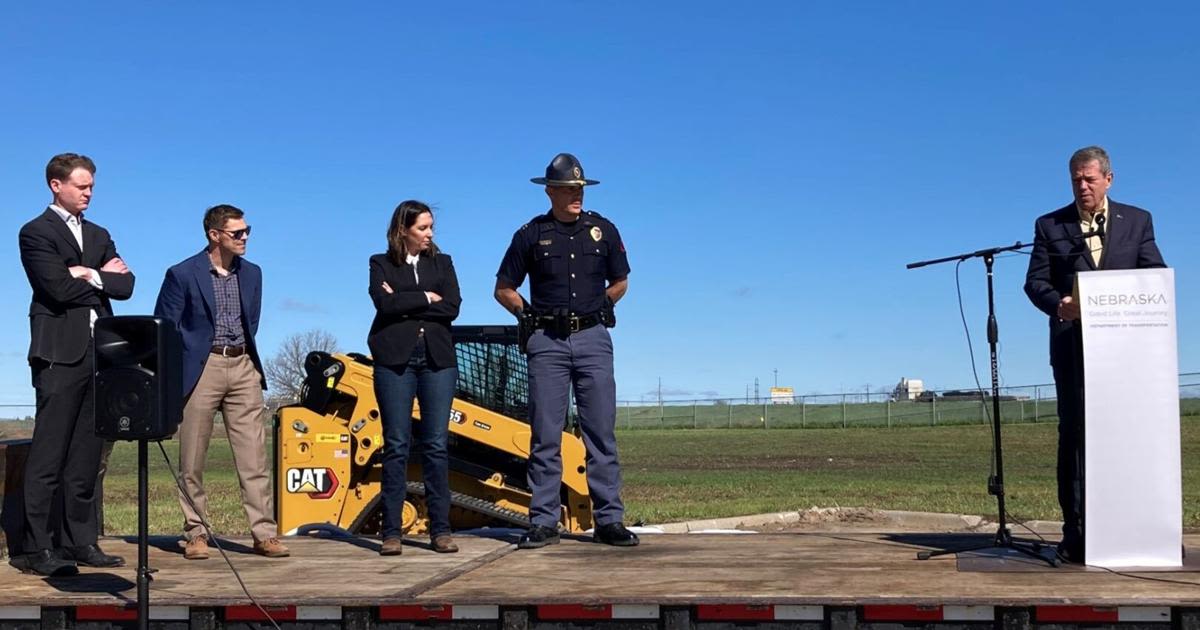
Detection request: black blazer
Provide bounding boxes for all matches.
[1024,200,1166,368]
[19,207,135,364]
[367,252,461,368]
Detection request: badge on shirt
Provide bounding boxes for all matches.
[590,226,602,242]
[539,239,553,245]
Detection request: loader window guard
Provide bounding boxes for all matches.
[452,325,530,422]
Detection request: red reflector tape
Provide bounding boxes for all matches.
[225,605,297,621]
[76,606,137,621]
[1036,606,1119,623]
[537,604,613,620]
[696,604,775,621]
[862,605,944,621]
[379,605,452,621]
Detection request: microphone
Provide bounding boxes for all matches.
[1095,213,1106,243]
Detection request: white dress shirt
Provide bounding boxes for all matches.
[49,204,103,326]
[406,253,420,283]
[406,253,433,304]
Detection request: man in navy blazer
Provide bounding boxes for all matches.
[154,204,288,559]
[158,243,265,399]
[1024,146,1166,563]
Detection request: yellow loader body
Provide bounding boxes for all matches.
[274,326,593,536]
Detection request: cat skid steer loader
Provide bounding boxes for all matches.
[274,326,593,536]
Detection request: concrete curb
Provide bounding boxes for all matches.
[651,507,1064,534]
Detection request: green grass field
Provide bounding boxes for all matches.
[89,418,1200,536]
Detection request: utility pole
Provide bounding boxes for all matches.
[657,377,662,406]
[773,368,778,388]
[754,378,759,404]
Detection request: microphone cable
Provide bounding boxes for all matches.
[157,442,283,630]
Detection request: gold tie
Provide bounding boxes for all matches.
[1087,217,1103,267]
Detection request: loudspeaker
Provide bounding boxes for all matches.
[94,316,183,440]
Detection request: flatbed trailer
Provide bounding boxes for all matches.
[1,532,1198,630]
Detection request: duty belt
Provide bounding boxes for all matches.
[533,312,603,334]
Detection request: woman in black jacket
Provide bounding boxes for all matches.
[367,200,461,556]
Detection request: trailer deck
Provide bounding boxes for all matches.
[1,532,1198,629]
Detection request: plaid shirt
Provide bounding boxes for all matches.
[211,259,246,347]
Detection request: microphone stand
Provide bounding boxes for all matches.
[904,231,1097,567]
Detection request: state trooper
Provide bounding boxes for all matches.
[494,152,639,549]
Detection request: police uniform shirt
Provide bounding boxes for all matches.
[496,210,630,315]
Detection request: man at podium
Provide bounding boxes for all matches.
[1023,145,1166,563]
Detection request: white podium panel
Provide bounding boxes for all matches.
[1079,268,1181,568]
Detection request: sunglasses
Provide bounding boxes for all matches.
[217,226,252,240]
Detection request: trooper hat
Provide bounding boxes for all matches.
[530,152,599,186]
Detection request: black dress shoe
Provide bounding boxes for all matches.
[60,544,126,568]
[593,522,640,547]
[12,549,78,577]
[517,525,561,549]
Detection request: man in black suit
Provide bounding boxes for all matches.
[10,153,134,576]
[1024,145,1166,563]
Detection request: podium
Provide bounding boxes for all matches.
[1078,268,1181,567]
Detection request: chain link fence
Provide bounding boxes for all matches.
[617,374,1200,430]
[0,406,35,423]
[3,374,1199,431]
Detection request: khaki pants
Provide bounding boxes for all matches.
[177,354,276,542]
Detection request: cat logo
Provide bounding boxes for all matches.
[286,467,339,499]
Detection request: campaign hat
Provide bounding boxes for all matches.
[530,152,599,186]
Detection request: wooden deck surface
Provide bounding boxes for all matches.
[1,532,1199,608]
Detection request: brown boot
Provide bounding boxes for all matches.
[432,534,459,553]
[380,537,403,556]
[184,535,210,560]
[252,537,290,558]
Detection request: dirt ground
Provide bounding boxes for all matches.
[738,506,1200,537]
[762,508,916,531]
[734,506,1045,535]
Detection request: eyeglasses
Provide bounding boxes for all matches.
[217,226,252,240]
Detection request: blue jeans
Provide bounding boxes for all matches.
[373,339,458,539]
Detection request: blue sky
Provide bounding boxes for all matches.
[1,2,1197,404]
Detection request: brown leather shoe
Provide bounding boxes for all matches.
[184,535,210,560]
[252,537,290,558]
[380,537,403,556]
[432,534,459,553]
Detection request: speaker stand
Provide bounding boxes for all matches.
[136,440,152,630]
